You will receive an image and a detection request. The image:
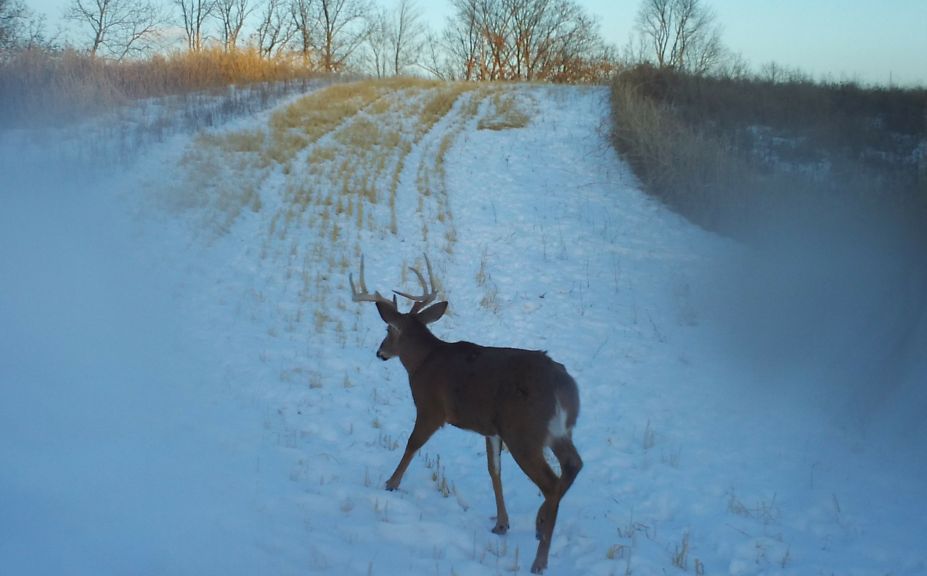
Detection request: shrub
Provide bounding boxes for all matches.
[609,64,927,239]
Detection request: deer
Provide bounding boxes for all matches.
[350,254,582,574]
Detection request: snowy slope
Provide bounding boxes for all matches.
[2,82,925,576]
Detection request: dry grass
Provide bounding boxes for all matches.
[419,82,476,132]
[164,78,487,332]
[158,125,271,235]
[477,88,535,131]
[198,129,267,154]
[0,48,321,128]
[144,76,481,247]
[300,79,479,243]
[267,80,391,167]
[410,84,491,253]
[0,49,122,127]
[272,81,385,138]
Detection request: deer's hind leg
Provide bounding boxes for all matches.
[551,436,582,497]
[505,438,560,574]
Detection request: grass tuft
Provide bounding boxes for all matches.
[477,89,534,131]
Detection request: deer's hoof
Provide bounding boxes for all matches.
[491,522,509,535]
[385,480,400,491]
[530,558,547,574]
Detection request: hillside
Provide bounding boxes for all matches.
[1,80,925,575]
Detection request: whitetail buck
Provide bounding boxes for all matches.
[350,255,582,574]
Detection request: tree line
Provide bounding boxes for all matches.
[1,0,730,81]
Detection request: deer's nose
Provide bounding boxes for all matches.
[377,351,389,361]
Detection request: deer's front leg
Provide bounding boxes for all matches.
[486,435,510,534]
[385,411,442,490]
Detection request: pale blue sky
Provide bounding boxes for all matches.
[27,0,927,86]
[579,0,925,86]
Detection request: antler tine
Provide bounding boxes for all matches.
[394,254,438,313]
[348,254,365,294]
[350,254,396,306]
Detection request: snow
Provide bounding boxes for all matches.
[2,81,925,576]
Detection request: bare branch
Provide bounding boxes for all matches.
[175,0,218,52]
[65,0,166,59]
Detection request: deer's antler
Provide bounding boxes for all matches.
[350,255,396,307]
[394,254,438,314]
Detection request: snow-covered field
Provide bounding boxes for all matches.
[2,81,925,575]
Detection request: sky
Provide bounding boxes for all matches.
[26,0,927,86]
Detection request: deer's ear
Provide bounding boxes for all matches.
[376,300,401,326]
[416,301,448,325]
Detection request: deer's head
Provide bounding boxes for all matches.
[374,300,448,360]
[351,254,447,361]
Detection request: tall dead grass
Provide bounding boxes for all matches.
[0,48,321,128]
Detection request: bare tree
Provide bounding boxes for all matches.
[365,4,389,76]
[635,0,723,74]
[419,28,455,80]
[315,0,371,72]
[636,0,671,67]
[512,0,592,81]
[214,0,253,51]
[388,0,423,75]
[289,0,316,64]
[365,0,424,76]
[1,0,46,55]
[1,0,26,53]
[175,0,217,51]
[444,0,482,80]
[443,0,612,82]
[445,0,512,80]
[255,0,296,57]
[65,0,165,59]
[289,0,370,71]
[509,0,546,80]
[540,6,616,82]
[681,9,723,74]
[477,0,513,80]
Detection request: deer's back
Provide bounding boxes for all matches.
[413,342,579,438]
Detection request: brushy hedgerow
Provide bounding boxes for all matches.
[609,64,926,239]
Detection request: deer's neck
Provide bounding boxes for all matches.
[399,324,444,377]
